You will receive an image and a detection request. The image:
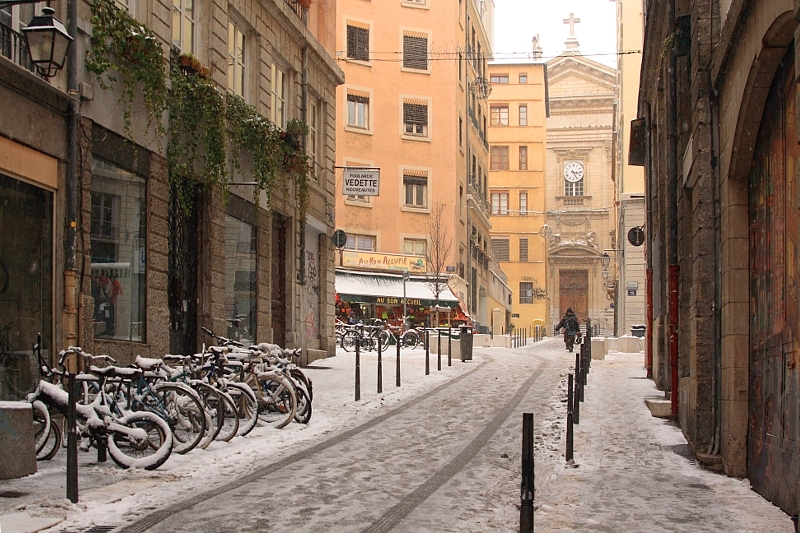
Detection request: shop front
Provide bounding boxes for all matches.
[335,269,468,327]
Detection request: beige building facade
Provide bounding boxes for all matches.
[613,0,647,337]
[488,62,550,336]
[335,0,498,329]
[545,53,617,334]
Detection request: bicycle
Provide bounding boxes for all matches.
[340,321,388,352]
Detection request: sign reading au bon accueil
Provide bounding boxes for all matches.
[342,168,380,196]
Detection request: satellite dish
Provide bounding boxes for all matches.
[332,229,347,249]
[628,226,645,247]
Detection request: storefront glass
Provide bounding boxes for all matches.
[90,159,147,342]
[0,173,52,400]
[224,215,256,344]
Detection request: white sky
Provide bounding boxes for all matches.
[491,0,618,67]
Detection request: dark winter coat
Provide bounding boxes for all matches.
[556,314,580,335]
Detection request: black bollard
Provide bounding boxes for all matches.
[67,374,79,503]
[437,329,442,371]
[520,412,534,533]
[396,334,401,387]
[355,339,361,401]
[574,353,581,424]
[377,335,383,394]
[566,373,574,462]
[425,329,430,375]
[448,328,452,366]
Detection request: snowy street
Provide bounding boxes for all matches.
[1,338,795,532]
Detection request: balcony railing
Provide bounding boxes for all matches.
[284,0,308,25]
[1,22,36,74]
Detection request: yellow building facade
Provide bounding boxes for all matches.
[335,0,501,329]
[487,62,550,336]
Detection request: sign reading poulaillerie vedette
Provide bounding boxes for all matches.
[342,168,380,196]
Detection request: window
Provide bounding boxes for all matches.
[459,117,463,146]
[519,238,528,262]
[519,73,528,84]
[91,159,146,342]
[490,74,509,84]
[403,171,428,208]
[271,64,286,127]
[228,22,246,97]
[403,0,426,4]
[490,146,509,170]
[458,52,462,80]
[565,178,584,196]
[519,105,528,126]
[404,239,426,256]
[172,0,194,54]
[345,234,376,251]
[308,96,320,179]
[347,24,369,61]
[403,101,428,137]
[491,192,508,215]
[490,105,509,126]
[347,93,370,130]
[403,34,428,70]
[224,215,256,345]
[491,238,509,262]
[519,192,528,215]
[519,146,528,170]
[519,282,533,304]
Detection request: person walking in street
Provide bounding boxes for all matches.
[555,308,581,352]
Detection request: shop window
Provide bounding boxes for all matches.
[90,159,146,342]
[224,215,256,345]
[0,173,53,399]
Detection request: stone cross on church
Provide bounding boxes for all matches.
[563,12,581,50]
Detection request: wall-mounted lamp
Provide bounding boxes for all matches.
[22,7,73,78]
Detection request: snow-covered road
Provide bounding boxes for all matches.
[1,338,795,532]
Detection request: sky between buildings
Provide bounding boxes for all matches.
[493,0,619,67]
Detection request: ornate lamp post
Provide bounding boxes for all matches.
[22,7,72,77]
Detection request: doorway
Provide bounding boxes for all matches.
[559,269,588,321]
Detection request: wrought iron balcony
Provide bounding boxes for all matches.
[284,0,308,25]
[0,21,36,74]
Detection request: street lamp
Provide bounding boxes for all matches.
[600,252,611,270]
[22,7,72,78]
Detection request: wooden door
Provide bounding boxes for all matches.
[559,270,588,321]
[271,213,287,347]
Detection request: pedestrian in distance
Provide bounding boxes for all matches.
[555,308,581,352]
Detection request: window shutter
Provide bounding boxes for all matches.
[403,35,428,70]
[347,25,369,61]
[403,103,428,125]
[491,238,510,262]
[347,94,369,105]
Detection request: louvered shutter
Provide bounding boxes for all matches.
[403,35,428,70]
[403,103,428,126]
[347,26,369,61]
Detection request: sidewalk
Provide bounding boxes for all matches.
[534,350,795,533]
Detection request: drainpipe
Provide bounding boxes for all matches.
[464,4,471,316]
[644,101,654,379]
[667,0,680,419]
[64,0,80,349]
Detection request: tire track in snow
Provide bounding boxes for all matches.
[360,361,548,533]
[115,355,494,533]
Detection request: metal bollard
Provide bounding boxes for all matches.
[396,335,401,387]
[355,339,361,401]
[574,353,581,424]
[425,329,430,375]
[437,329,442,371]
[566,373,574,462]
[377,335,383,394]
[67,374,79,503]
[520,412,535,533]
[448,328,452,366]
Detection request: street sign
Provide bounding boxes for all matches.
[628,226,645,247]
[332,229,347,249]
[342,168,380,196]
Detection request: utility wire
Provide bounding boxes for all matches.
[335,50,642,62]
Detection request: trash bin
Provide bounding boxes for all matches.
[631,325,646,338]
[459,326,473,361]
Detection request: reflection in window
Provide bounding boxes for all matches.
[90,159,146,342]
[0,173,53,399]
[224,215,256,345]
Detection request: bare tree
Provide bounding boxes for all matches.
[425,202,454,307]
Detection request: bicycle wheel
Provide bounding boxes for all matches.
[31,400,51,454]
[193,383,228,446]
[150,383,207,454]
[341,330,358,352]
[227,382,258,437]
[0,352,34,399]
[378,330,391,351]
[401,330,419,350]
[293,381,312,424]
[37,416,61,461]
[289,368,313,402]
[256,376,296,429]
[108,411,172,470]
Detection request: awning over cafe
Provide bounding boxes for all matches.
[335,269,460,308]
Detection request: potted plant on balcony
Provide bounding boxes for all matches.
[298,0,312,9]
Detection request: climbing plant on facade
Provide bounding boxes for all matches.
[86,0,168,138]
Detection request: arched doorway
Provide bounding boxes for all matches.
[748,45,800,515]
